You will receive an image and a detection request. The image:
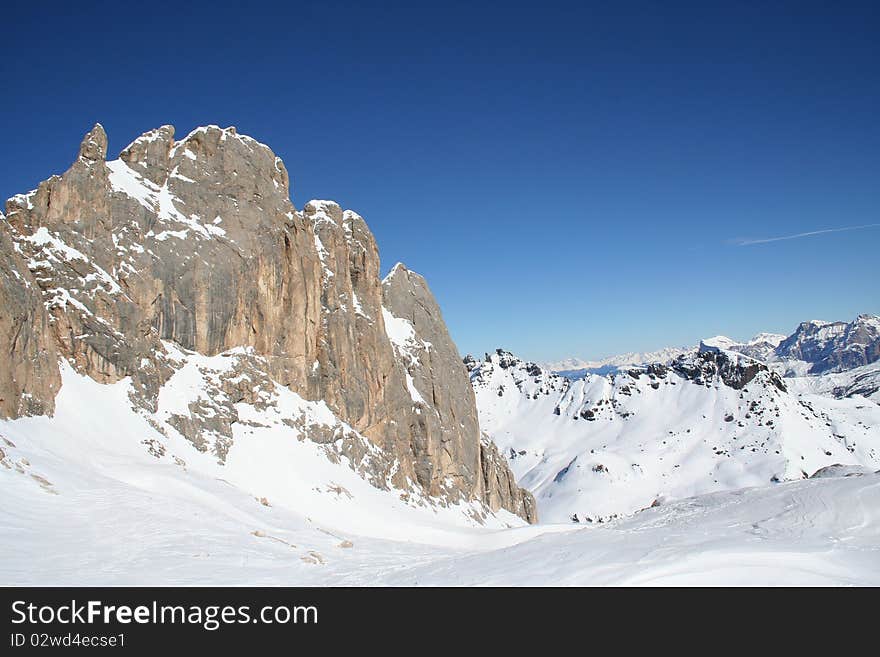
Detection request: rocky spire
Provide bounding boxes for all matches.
[77,123,107,163]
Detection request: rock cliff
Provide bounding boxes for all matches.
[774,315,880,374]
[382,264,537,521]
[1,124,535,523]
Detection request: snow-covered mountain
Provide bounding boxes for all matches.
[704,332,788,362]
[0,122,545,585]
[698,316,880,377]
[544,314,880,379]
[5,375,877,585]
[469,346,880,523]
[771,315,880,374]
[787,361,880,403]
[542,346,691,376]
[1,123,536,523]
[2,348,876,585]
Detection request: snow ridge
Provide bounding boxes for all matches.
[470,347,880,523]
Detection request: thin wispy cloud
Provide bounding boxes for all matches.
[732,223,880,246]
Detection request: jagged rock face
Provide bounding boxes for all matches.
[479,436,538,523]
[305,202,414,466]
[381,266,537,521]
[0,219,60,418]
[730,333,787,362]
[5,124,317,390]
[673,346,786,392]
[2,123,535,523]
[382,264,481,493]
[775,315,880,374]
[701,317,880,377]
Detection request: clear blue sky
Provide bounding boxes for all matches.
[2,1,878,361]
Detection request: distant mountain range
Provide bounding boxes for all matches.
[542,346,691,376]
[544,314,880,379]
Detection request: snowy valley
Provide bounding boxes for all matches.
[469,319,880,524]
[2,356,878,586]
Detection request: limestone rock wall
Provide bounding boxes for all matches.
[1,123,536,523]
[381,264,537,521]
[0,218,60,418]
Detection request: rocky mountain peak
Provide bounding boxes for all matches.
[672,348,786,392]
[78,123,108,163]
[750,332,787,345]
[119,124,175,185]
[698,336,739,353]
[486,348,525,370]
[468,349,564,398]
[853,313,880,330]
[1,123,535,524]
[381,262,410,284]
[775,314,880,374]
[380,266,537,521]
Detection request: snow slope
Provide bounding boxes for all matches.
[2,367,876,587]
[786,361,880,402]
[384,473,880,586]
[470,349,880,523]
[0,359,568,585]
[0,358,533,576]
[1,344,878,585]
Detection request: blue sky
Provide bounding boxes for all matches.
[2,1,878,361]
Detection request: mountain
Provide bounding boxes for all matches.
[787,361,880,403]
[705,316,880,376]
[542,346,691,377]
[0,123,534,524]
[546,314,880,379]
[771,315,880,374]
[468,346,880,523]
[4,381,876,585]
[704,332,787,362]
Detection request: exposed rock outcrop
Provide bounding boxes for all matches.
[1,123,535,523]
[775,315,880,374]
[673,345,786,392]
[382,264,537,520]
[479,436,538,523]
[0,218,60,418]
